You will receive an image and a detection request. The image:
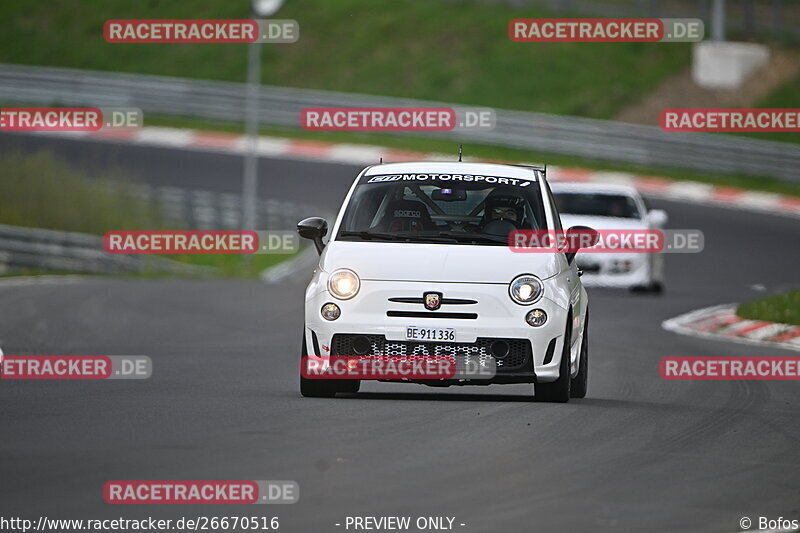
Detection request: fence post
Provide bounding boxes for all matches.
[711,0,726,41]
[743,0,754,38]
[772,0,783,38]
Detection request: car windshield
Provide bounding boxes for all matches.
[337,172,547,245]
[553,192,641,219]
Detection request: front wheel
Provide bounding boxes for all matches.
[648,281,664,294]
[570,310,589,398]
[631,281,663,294]
[535,316,572,403]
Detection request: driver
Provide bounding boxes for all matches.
[481,188,526,228]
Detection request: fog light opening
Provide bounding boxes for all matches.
[526,309,547,327]
[491,340,510,359]
[351,335,371,355]
[321,302,341,321]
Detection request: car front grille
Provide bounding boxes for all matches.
[330,334,531,371]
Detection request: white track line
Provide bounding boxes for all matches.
[0,275,88,288]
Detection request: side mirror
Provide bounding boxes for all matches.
[564,225,599,264]
[297,217,328,254]
[648,209,668,227]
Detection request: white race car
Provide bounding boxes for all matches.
[297,162,596,402]
[551,182,667,293]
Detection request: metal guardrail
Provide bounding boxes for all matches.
[0,185,320,275]
[0,64,798,181]
[0,224,213,275]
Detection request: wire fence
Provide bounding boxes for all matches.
[130,183,319,232]
[0,224,210,275]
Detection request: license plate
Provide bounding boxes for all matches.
[406,327,455,341]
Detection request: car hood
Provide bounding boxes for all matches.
[322,241,562,283]
[560,214,648,230]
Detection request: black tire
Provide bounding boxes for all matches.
[299,334,360,397]
[631,281,664,294]
[648,281,664,294]
[535,315,572,403]
[570,309,589,399]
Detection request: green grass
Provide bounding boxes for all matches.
[0,151,294,278]
[738,290,800,326]
[741,72,800,145]
[1,254,296,279]
[165,252,296,278]
[0,0,691,119]
[0,151,165,233]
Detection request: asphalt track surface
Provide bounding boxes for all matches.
[1,133,799,532]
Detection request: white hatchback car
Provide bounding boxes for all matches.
[297,162,595,402]
[551,182,667,293]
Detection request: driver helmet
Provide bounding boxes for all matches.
[483,187,525,224]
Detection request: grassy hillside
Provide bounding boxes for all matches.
[749,73,800,144]
[0,0,691,119]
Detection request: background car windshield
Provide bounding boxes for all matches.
[553,192,641,219]
[337,177,547,244]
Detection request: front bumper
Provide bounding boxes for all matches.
[304,279,572,384]
[576,253,651,288]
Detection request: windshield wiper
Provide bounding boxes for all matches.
[395,233,460,243]
[339,231,405,241]
[439,233,509,245]
[339,231,505,245]
[340,231,460,244]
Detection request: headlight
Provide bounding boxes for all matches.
[509,274,544,305]
[328,269,360,300]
